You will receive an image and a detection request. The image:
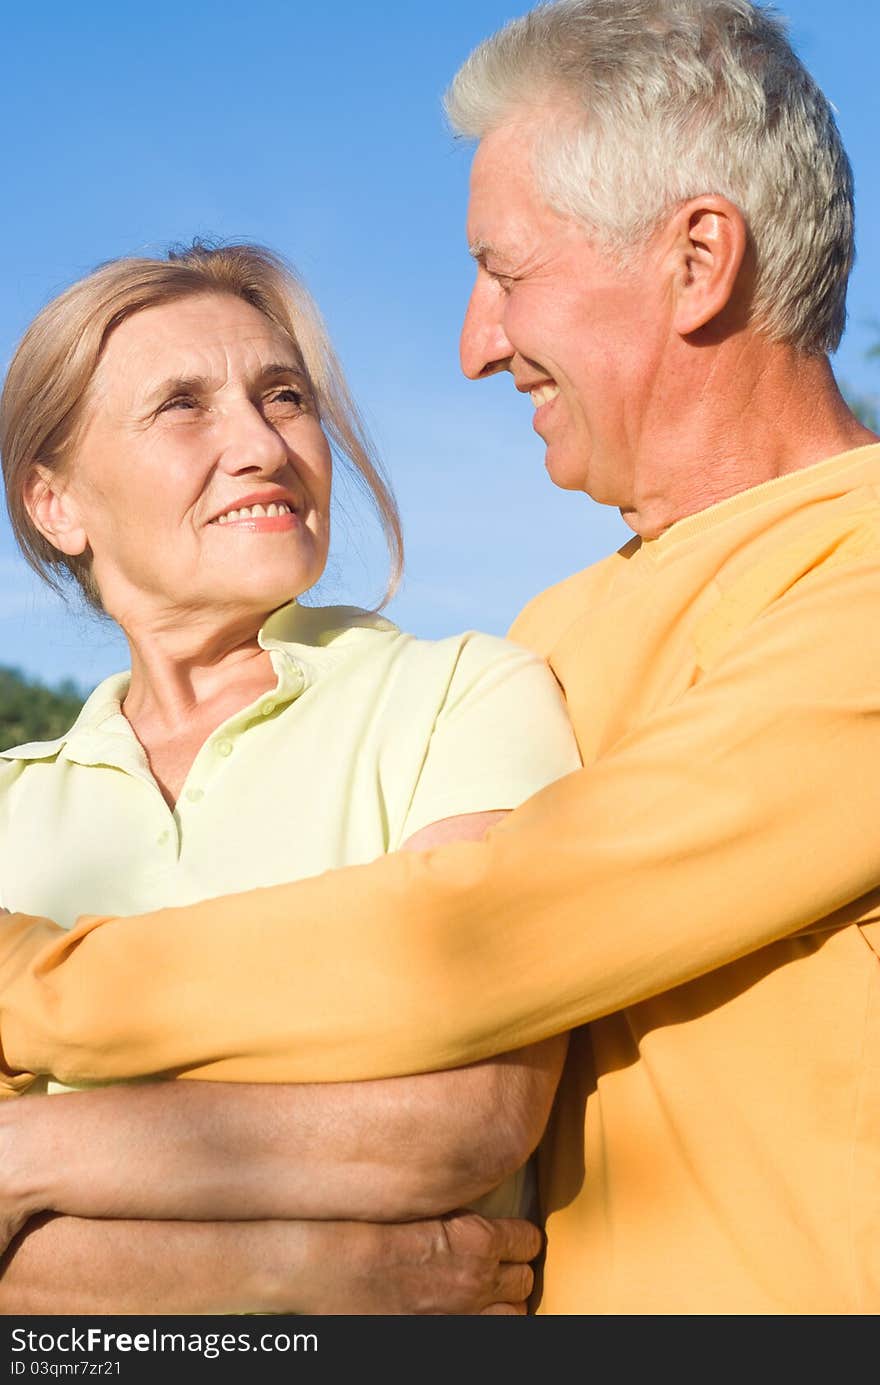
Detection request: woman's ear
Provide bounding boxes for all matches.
[668,195,750,337]
[23,466,89,557]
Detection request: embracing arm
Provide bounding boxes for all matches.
[7,550,879,1086]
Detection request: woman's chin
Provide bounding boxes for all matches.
[216,550,325,606]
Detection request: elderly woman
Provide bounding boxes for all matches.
[0,242,579,1314]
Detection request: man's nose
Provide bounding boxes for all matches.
[217,402,290,476]
[459,277,515,380]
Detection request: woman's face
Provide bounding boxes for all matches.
[39,292,333,628]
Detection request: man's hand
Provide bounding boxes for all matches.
[286,1212,542,1315]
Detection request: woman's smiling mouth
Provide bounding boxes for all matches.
[213,501,296,526]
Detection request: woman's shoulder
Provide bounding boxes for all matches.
[371,622,568,725]
[0,670,130,777]
[270,603,565,718]
[394,624,555,681]
[0,729,74,772]
[267,603,542,677]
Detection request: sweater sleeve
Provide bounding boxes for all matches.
[0,547,879,1091]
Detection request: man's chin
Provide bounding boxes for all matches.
[543,449,591,494]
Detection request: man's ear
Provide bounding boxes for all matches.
[22,466,89,557]
[668,196,749,337]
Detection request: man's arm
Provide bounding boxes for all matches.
[0,1211,540,1315]
[4,549,878,1086]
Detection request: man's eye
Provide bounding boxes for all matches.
[160,396,198,413]
[485,268,515,294]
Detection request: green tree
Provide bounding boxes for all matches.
[0,667,85,750]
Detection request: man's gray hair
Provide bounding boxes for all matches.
[445,0,854,354]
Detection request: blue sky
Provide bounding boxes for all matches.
[1,0,877,690]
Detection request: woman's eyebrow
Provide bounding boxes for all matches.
[141,374,213,406]
[140,361,306,409]
[261,361,308,381]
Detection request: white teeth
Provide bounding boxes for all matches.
[530,384,559,407]
[214,502,293,524]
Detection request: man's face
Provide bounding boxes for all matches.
[461,122,674,520]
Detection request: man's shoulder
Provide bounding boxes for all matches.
[509,540,639,655]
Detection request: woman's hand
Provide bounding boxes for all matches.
[0,1207,542,1316]
[280,1211,542,1315]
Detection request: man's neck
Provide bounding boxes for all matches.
[622,343,878,539]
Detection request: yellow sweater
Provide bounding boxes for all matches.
[1,444,879,1313]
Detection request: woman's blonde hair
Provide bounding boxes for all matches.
[0,240,403,610]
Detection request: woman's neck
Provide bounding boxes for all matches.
[116,607,281,806]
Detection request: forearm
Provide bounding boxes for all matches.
[1,1038,565,1228]
[0,1213,312,1316]
[0,1211,540,1317]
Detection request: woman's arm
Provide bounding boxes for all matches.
[0,1037,565,1237]
[0,812,567,1247]
[0,1210,540,1315]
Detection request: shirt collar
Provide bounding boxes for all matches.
[0,600,399,769]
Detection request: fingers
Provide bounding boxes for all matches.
[484,1215,543,1264]
[494,1260,534,1305]
[425,1212,542,1315]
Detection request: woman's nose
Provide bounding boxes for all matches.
[217,402,290,476]
[459,277,515,381]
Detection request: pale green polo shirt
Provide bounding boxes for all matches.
[0,601,581,1216]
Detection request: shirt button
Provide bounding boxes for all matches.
[261,702,276,716]
[216,739,233,757]
[157,830,171,846]
[185,787,204,803]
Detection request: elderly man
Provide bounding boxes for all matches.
[1,0,878,1314]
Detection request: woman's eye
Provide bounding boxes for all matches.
[266,386,309,413]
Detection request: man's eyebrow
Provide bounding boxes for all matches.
[468,240,516,273]
[468,239,494,262]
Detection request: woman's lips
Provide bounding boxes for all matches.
[212,502,299,530]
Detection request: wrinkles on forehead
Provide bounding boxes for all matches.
[85,302,307,423]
